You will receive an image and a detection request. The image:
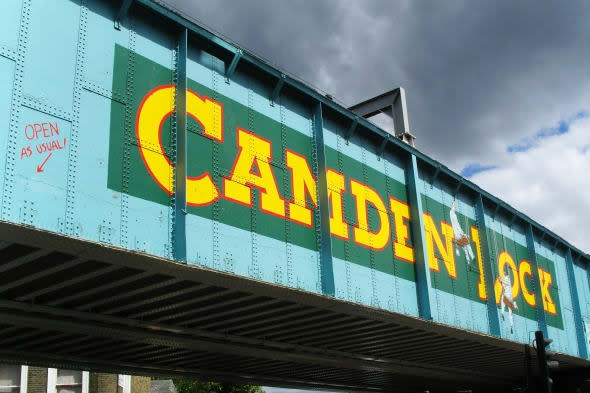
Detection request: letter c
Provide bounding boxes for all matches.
[519,260,536,307]
[136,85,223,206]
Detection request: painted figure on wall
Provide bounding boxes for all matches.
[450,201,474,264]
[499,271,518,333]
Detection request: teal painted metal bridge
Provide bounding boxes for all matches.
[0,1,589,392]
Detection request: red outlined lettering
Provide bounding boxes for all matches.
[20,121,66,172]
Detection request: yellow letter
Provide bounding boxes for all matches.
[389,197,414,263]
[327,169,349,240]
[470,226,487,300]
[285,149,317,227]
[538,267,557,314]
[350,179,390,251]
[519,260,536,307]
[494,251,520,304]
[136,85,222,206]
[187,88,223,142]
[423,214,457,278]
[223,128,285,217]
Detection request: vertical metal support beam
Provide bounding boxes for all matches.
[270,74,285,106]
[345,117,358,142]
[225,49,242,83]
[493,203,500,219]
[509,215,517,228]
[392,87,410,136]
[526,224,548,337]
[406,154,432,320]
[453,179,463,197]
[377,136,389,159]
[431,165,441,185]
[540,231,547,243]
[173,28,188,263]
[313,102,335,296]
[347,88,415,146]
[565,249,588,358]
[114,0,134,30]
[474,195,501,336]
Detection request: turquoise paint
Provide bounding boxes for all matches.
[0,0,587,361]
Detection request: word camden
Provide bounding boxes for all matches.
[136,85,557,314]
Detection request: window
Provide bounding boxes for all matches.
[117,375,130,393]
[47,369,88,393]
[0,365,28,393]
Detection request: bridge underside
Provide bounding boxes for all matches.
[0,221,587,393]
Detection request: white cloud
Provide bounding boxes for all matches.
[470,115,590,253]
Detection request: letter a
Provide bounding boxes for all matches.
[224,128,285,217]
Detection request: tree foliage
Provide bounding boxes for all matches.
[168,379,264,393]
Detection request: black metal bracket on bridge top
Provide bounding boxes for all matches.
[509,214,517,228]
[431,164,441,185]
[114,0,134,30]
[344,117,359,144]
[551,237,559,251]
[539,230,547,245]
[348,87,416,147]
[225,49,243,84]
[377,136,390,160]
[493,203,501,219]
[453,178,464,197]
[270,74,285,106]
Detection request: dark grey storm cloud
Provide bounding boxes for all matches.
[161,0,590,171]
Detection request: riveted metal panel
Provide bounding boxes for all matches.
[0,0,23,53]
[573,258,590,357]
[22,0,80,116]
[2,0,32,223]
[0,3,588,383]
[533,240,577,355]
[0,56,16,219]
[565,249,588,358]
[474,196,501,337]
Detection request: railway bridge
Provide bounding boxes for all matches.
[0,0,589,392]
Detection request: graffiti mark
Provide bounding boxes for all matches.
[24,122,60,140]
[35,138,67,154]
[20,146,32,159]
[36,152,53,173]
[20,122,67,171]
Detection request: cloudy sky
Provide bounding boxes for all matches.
[162,0,590,253]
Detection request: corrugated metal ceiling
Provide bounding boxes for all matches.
[0,221,587,393]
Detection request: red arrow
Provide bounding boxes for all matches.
[36,152,53,173]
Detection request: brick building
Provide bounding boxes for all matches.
[0,365,150,393]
